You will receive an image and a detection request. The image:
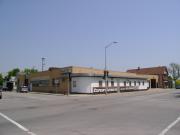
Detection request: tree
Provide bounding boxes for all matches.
[0,73,3,86]
[168,63,180,80]
[7,68,20,80]
[23,68,38,75]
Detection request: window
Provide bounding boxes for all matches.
[111,81,114,87]
[134,81,136,86]
[39,80,49,86]
[31,79,49,87]
[99,81,103,87]
[73,81,77,88]
[124,81,126,87]
[31,81,39,87]
[139,81,141,86]
[129,81,131,86]
[143,81,145,86]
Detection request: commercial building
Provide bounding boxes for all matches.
[17,66,158,94]
[127,66,169,88]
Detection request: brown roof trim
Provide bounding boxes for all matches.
[127,66,168,75]
[70,73,147,80]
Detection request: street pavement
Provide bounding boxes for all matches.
[0,89,180,135]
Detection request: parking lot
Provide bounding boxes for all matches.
[0,89,180,135]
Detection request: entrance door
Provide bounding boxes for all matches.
[151,79,156,88]
[24,79,29,86]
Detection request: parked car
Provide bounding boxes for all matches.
[0,87,2,99]
[2,87,8,91]
[20,86,28,93]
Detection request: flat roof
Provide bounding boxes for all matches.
[30,66,158,80]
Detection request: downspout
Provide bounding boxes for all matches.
[117,78,120,93]
[90,67,93,94]
[68,72,71,95]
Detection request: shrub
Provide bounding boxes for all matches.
[175,80,180,88]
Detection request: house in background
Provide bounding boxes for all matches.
[127,66,169,88]
[3,76,17,91]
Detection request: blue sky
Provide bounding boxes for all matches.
[0,0,180,73]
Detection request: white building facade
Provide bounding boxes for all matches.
[71,75,150,94]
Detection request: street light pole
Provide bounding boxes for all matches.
[104,41,118,94]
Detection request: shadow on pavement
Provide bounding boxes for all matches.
[173,92,180,98]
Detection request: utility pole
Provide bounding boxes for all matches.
[42,57,46,71]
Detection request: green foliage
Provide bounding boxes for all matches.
[0,73,3,86]
[23,68,38,75]
[168,76,173,80]
[5,68,38,81]
[7,68,20,79]
[175,80,180,86]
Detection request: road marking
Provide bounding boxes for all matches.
[0,112,36,135]
[158,116,180,135]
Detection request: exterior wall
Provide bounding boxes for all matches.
[71,77,92,93]
[17,74,25,87]
[16,75,25,91]
[29,69,69,94]
[118,78,149,90]
[71,77,150,94]
[158,74,169,88]
[127,67,168,88]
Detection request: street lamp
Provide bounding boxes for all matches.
[104,41,118,94]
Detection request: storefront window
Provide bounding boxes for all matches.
[31,79,49,87]
[73,81,77,88]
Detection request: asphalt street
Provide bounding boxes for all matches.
[0,89,180,135]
